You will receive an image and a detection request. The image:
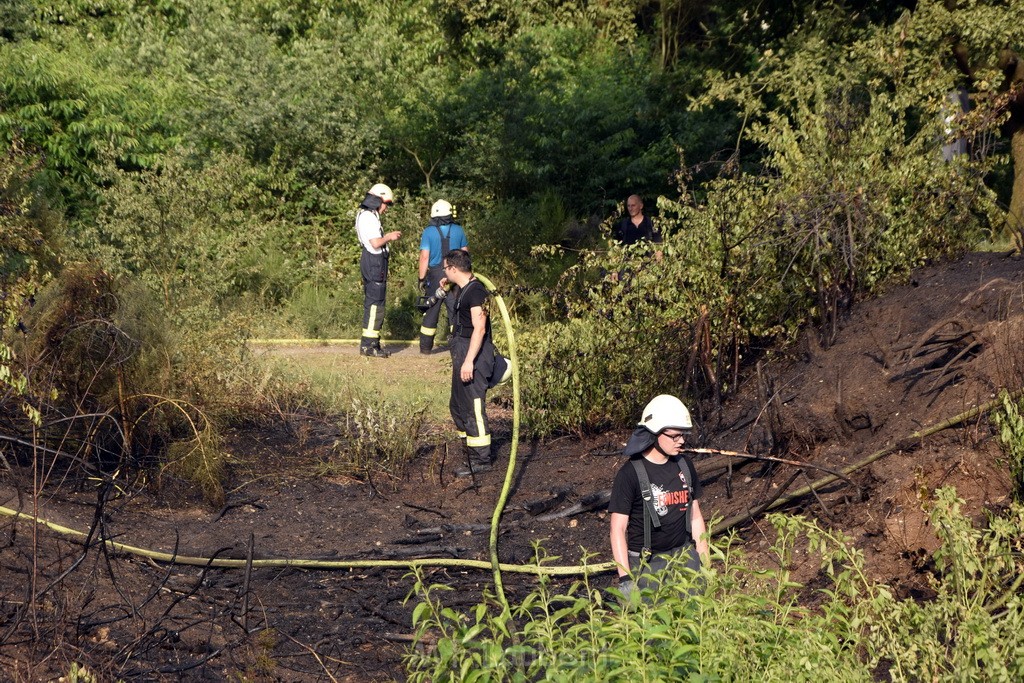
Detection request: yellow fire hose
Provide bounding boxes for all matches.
[0,504,612,574]
[474,273,519,612]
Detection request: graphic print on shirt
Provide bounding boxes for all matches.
[651,470,691,517]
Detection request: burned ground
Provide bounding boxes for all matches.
[1,252,1022,681]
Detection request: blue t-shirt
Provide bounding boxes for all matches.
[419,223,468,267]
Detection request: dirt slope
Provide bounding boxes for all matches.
[1,252,1022,681]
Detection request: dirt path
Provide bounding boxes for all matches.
[1,252,1022,680]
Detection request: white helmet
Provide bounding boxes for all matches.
[431,199,453,218]
[638,395,692,433]
[368,183,394,203]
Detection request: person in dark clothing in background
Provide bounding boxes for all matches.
[613,194,660,245]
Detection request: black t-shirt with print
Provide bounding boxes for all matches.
[609,455,702,553]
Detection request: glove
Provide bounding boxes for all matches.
[418,278,428,294]
[616,577,634,600]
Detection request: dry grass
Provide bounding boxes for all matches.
[252,342,453,424]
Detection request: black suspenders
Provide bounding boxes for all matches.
[631,458,693,555]
[433,224,451,261]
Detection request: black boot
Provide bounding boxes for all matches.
[455,452,495,478]
[360,340,390,358]
[419,333,434,354]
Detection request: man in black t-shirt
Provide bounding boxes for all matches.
[440,249,496,477]
[609,395,709,598]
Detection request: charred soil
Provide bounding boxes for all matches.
[2,252,1023,681]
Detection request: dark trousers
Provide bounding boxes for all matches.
[449,335,494,462]
[361,279,386,349]
[628,544,702,594]
[420,266,454,352]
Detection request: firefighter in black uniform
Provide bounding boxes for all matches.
[440,249,496,476]
[355,183,399,357]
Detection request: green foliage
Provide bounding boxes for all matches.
[517,0,1018,436]
[4,0,1024,447]
[407,491,1024,682]
[1,139,61,424]
[80,151,282,309]
[158,402,228,508]
[281,282,357,339]
[18,264,168,407]
[518,315,692,437]
[8,264,243,505]
[405,539,871,681]
[866,488,1024,681]
[63,662,100,683]
[0,0,34,42]
[0,35,174,217]
[993,391,1024,500]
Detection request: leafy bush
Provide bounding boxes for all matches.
[282,282,358,339]
[158,405,228,508]
[993,391,1024,500]
[405,534,871,681]
[4,263,255,505]
[1,139,61,423]
[80,151,282,310]
[0,36,172,218]
[518,315,693,437]
[865,488,1024,681]
[516,7,1001,436]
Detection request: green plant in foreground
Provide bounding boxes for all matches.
[406,492,1024,682]
[993,390,1024,500]
[868,488,1024,682]
[405,538,870,682]
[64,663,101,683]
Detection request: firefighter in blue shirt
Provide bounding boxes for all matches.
[417,200,468,354]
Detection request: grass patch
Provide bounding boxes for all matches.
[253,343,453,425]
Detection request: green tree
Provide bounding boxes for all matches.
[79,151,281,310]
[1,139,61,424]
[0,36,174,219]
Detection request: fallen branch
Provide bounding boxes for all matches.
[684,447,859,489]
[373,545,467,560]
[521,488,571,516]
[535,490,611,522]
[394,534,442,545]
[415,523,490,535]
[403,503,449,519]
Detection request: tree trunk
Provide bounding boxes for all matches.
[1000,49,1024,247]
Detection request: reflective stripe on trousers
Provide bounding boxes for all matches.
[449,336,493,457]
